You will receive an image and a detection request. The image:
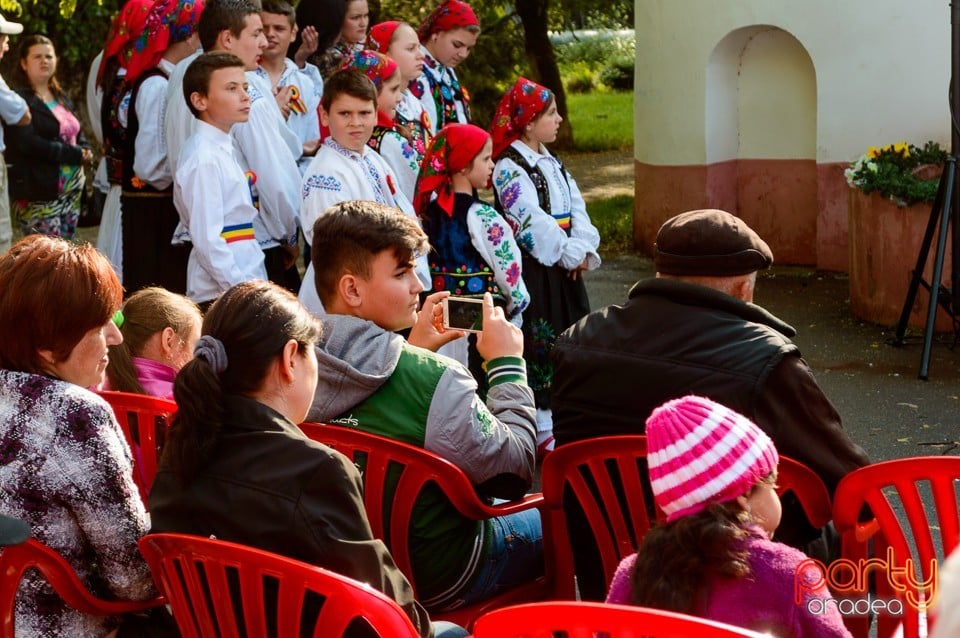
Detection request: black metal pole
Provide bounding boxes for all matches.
[953,0,960,311]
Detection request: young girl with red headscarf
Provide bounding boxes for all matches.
[342,49,422,201]
[491,77,601,455]
[415,122,529,371]
[409,0,479,135]
[368,20,431,156]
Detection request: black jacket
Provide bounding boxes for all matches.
[148,395,433,637]
[551,278,870,599]
[4,89,86,201]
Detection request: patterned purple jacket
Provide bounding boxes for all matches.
[0,369,156,637]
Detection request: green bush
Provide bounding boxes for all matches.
[598,55,634,90]
[561,62,595,94]
[589,194,635,255]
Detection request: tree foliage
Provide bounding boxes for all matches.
[0,0,117,107]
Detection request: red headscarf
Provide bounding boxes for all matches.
[490,76,553,160]
[417,0,478,41]
[414,123,489,217]
[125,0,205,84]
[368,21,401,52]
[97,0,153,86]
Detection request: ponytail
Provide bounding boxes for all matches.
[162,281,321,485]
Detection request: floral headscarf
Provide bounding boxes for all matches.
[341,49,399,91]
[97,0,153,86]
[417,0,478,41]
[490,76,552,160]
[125,0,205,84]
[368,21,401,52]
[413,122,489,216]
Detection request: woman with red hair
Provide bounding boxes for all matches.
[0,235,170,636]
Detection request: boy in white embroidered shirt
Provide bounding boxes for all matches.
[297,68,428,316]
[174,52,267,306]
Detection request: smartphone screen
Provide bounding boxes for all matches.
[443,297,484,332]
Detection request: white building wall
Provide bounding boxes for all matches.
[635,0,949,165]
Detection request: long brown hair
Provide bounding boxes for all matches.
[629,473,777,613]
[106,287,201,395]
[13,35,64,97]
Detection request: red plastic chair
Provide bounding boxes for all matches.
[540,435,656,599]
[832,456,960,638]
[297,422,549,630]
[541,435,833,600]
[0,538,165,637]
[470,601,769,637]
[99,390,177,504]
[139,532,420,638]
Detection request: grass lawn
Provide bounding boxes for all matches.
[567,91,634,152]
[590,194,635,255]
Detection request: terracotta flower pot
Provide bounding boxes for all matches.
[848,188,954,332]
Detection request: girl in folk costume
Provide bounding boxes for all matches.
[607,395,851,638]
[313,0,369,80]
[415,123,528,326]
[415,123,529,371]
[342,49,421,201]
[95,0,153,281]
[410,0,478,135]
[118,0,205,296]
[368,20,431,156]
[491,77,601,454]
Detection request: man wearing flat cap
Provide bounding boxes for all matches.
[551,209,870,600]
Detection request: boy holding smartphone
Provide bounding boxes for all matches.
[306,200,542,613]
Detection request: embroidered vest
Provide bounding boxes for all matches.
[421,193,503,301]
[494,145,572,237]
[122,68,170,194]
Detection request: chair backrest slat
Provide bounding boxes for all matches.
[99,390,177,505]
[833,456,960,638]
[139,533,419,638]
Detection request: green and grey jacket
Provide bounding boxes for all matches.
[308,314,537,607]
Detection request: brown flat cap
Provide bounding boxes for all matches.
[654,209,773,276]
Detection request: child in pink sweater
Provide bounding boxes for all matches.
[605,396,851,638]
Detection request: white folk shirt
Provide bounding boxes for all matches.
[256,60,322,175]
[373,127,420,202]
[493,140,602,271]
[0,71,28,153]
[133,59,176,190]
[298,138,429,315]
[233,71,301,249]
[174,119,267,303]
[164,51,199,177]
[410,46,468,136]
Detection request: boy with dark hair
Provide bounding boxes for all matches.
[307,200,543,612]
[167,0,303,293]
[297,68,427,314]
[174,51,266,305]
[258,0,322,174]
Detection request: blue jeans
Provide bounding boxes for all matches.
[433,621,469,638]
[440,507,544,609]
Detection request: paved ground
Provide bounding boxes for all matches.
[582,253,960,465]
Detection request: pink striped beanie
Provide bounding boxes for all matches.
[646,395,779,522]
